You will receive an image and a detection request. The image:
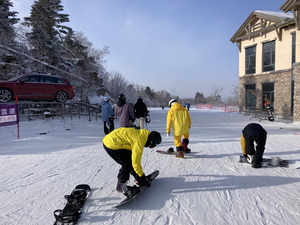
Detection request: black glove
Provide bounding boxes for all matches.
[136,174,151,187]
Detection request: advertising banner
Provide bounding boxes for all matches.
[0,104,19,127]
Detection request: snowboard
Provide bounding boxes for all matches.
[156,147,191,155]
[114,170,159,208]
[54,184,91,225]
[156,150,177,155]
[265,103,274,122]
[229,155,300,169]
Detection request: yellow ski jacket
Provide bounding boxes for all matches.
[166,102,192,136]
[240,134,246,155]
[103,127,150,177]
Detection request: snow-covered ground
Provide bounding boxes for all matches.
[1,107,300,225]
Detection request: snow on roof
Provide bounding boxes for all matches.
[254,10,293,19]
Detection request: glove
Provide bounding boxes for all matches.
[167,133,170,137]
[136,174,151,187]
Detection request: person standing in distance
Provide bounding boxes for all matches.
[166,99,192,158]
[114,94,135,127]
[134,96,148,129]
[101,96,115,134]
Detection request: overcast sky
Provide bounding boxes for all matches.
[11,0,286,99]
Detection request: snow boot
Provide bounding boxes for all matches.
[175,146,184,158]
[176,151,184,158]
[182,139,191,153]
[246,154,254,164]
[252,163,262,168]
[116,180,123,192]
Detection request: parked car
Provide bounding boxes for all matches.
[0,73,75,103]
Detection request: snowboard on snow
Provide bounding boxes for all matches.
[114,170,159,208]
[156,147,191,155]
[228,155,300,169]
[53,184,91,225]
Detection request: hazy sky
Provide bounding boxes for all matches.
[11,0,286,99]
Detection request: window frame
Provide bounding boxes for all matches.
[245,45,256,74]
[262,40,275,72]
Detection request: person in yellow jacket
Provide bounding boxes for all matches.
[166,99,192,158]
[103,127,162,197]
[241,123,267,168]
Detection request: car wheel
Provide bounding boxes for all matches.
[55,91,68,102]
[0,88,13,103]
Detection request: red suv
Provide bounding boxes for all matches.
[0,73,75,103]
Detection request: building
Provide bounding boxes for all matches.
[230,0,300,121]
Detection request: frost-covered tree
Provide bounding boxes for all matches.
[23,0,71,72]
[104,71,130,101]
[0,0,20,78]
[62,31,109,102]
[0,0,19,45]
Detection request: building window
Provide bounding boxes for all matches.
[262,41,275,72]
[292,32,296,65]
[262,83,274,111]
[245,84,256,110]
[245,46,256,74]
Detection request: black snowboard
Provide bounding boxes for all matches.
[54,184,91,225]
[265,103,274,121]
[229,155,300,169]
[114,170,159,208]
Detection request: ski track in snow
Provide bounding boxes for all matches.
[1,109,300,224]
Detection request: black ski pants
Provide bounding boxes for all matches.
[245,135,266,165]
[103,120,114,135]
[242,123,267,166]
[103,144,138,182]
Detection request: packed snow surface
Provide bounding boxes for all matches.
[1,108,300,225]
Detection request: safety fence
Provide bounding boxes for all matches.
[1,101,101,122]
[195,104,239,113]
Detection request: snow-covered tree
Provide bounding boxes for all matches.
[23,0,71,72]
[62,31,109,102]
[0,0,20,78]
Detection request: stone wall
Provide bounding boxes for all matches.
[239,68,294,120]
[293,63,300,121]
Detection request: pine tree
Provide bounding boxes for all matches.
[0,0,20,78]
[23,0,71,72]
[0,0,19,45]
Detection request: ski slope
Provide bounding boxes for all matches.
[1,108,300,225]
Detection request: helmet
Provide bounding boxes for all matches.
[118,94,126,101]
[103,96,109,102]
[148,131,162,148]
[169,99,177,107]
[271,156,281,166]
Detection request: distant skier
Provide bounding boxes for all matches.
[103,127,162,197]
[134,96,148,129]
[101,96,115,135]
[186,102,190,111]
[114,94,135,127]
[241,123,267,168]
[166,99,192,158]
